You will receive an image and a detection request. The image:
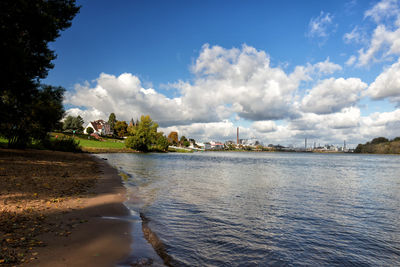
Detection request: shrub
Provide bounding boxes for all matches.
[42,136,81,152]
[86,127,94,135]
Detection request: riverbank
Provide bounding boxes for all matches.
[0,149,131,266]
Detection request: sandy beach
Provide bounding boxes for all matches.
[0,149,131,266]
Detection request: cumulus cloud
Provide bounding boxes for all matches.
[307,11,336,39]
[159,120,243,142]
[65,73,197,127]
[367,58,400,102]
[68,45,337,128]
[344,0,400,66]
[251,121,277,133]
[301,77,368,114]
[312,57,342,74]
[357,25,400,66]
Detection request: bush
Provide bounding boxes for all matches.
[86,127,94,135]
[42,136,81,152]
[125,135,148,152]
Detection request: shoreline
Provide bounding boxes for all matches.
[29,154,133,267]
[0,149,132,266]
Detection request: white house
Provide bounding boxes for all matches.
[84,120,112,135]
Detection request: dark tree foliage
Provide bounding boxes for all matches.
[63,115,84,133]
[108,113,116,135]
[4,85,65,147]
[86,126,94,135]
[0,0,80,148]
[370,137,389,144]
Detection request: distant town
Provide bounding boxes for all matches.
[179,128,353,153]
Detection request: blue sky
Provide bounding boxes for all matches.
[45,0,400,146]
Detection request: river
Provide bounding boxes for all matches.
[98,152,400,266]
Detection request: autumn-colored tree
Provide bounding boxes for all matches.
[114,120,128,137]
[168,131,179,145]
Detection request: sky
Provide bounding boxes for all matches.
[44,0,400,147]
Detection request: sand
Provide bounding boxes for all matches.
[0,149,131,266]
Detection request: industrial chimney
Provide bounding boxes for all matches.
[237,127,239,145]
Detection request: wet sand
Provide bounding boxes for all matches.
[0,149,131,266]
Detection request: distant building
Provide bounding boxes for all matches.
[240,139,260,147]
[210,141,224,149]
[203,142,212,150]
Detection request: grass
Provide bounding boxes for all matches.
[50,132,129,152]
[168,147,193,153]
[0,137,7,147]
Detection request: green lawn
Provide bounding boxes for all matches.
[0,137,7,147]
[0,134,127,151]
[77,138,125,149]
[50,132,126,150]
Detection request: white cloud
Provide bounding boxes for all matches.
[313,57,342,74]
[364,0,399,23]
[69,45,323,127]
[301,77,368,114]
[307,11,336,39]
[367,58,400,101]
[343,26,366,44]
[344,0,400,66]
[345,55,357,66]
[357,25,400,66]
[159,120,241,142]
[251,121,277,133]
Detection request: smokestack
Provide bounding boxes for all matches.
[237,127,239,144]
[305,138,307,150]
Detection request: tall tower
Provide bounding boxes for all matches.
[237,127,239,144]
[305,138,307,150]
[344,140,346,150]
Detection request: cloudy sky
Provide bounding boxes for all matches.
[45,0,400,147]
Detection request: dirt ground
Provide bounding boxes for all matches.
[0,149,131,266]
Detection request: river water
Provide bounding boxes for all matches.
[99,152,400,266]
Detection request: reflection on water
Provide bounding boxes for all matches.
[101,152,400,266]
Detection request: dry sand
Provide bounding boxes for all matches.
[0,149,132,267]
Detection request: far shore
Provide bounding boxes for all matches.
[0,148,132,266]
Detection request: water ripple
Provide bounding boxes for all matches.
[100,152,400,266]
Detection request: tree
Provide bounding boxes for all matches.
[63,115,84,133]
[370,137,389,144]
[125,115,159,152]
[4,85,65,147]
[155,133,170,151]
[114,120,128,137]
[168,131,179,145]
[0,0,80,147]
[179,136,190,147]
[86,127,94,135]
[108,113,116,135]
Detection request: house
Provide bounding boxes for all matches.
[84,120,113,135]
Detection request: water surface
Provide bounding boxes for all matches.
[100,152,400,266]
